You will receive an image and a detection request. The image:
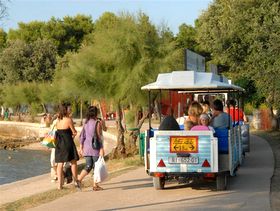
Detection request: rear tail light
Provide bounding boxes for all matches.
[204,173,215,178]
[154,172,165,177]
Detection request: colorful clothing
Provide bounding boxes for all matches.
[226,107,245,122]
[79,119,101,157]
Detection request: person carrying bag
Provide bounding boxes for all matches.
[41,123,57,148]
[78,106,105,191]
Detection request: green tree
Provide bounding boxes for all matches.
[176,23,197,50]
[1,83,26,120]
[55,12,177,157]
[42,15,94,56]
[196,0,280,111]
[1,83,24,109]
[0,28,6,83]
[8,21,45,42]
[1,82,43,121]
[157,25,183,71]
[0,28,6,50]
[0,39,57,83]
[28,39,57,81]
[94,12,118,31]
[7,15,94,57]
[0,40,30,83]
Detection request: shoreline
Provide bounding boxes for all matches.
[0,137,41,150]
[0,120,47,150]
[20,142,49,151]
[0,120,82,150]
[0,120,117,187]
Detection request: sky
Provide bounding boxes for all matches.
[1,0,212,35]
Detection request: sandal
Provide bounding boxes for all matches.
[93,186,103,191]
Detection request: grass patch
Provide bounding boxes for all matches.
[252,130,280,143]
[0,155,144,211]
[107,127,118,136]
[252,130,280,164]
[252,130,280,211]
[0,188,76,211]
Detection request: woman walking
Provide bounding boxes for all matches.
[55,103,80,190]
[78,105,104,191]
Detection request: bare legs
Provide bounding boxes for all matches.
[78,169,88,182]
[57,160,79,190]
[78,169,102,191]
[57,163,64,189]
[70,160,78,181]
[50,166,57,181]
[71,160,81,190]
[50,148,57,182]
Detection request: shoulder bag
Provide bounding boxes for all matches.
[41,124,57,148]
[92,120,102,150]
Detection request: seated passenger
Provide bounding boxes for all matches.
[184,120,194,130]
[210,99,232,129]
[159,115,180,130]
[201,100,212,118]
[183,101,203,128]
[225,99,247,124]
[191,113,215,133]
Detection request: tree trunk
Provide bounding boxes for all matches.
[134,109,139,127]
[154,99,160,120]
[270,106,278,130]
[80,99,83,126]
[41,103,47,113]
[110,101,126,159]
[152,92,161,120]
[16,104,22,121]
[126,110,149,156]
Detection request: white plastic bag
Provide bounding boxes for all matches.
[93,156,108,183]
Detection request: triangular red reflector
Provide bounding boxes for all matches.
[157,159,166,167]
[202,159,210,167]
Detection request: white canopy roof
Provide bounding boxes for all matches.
[141,70,244,92]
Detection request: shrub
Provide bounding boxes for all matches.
[259,103,268,110]
[244,103,254,115]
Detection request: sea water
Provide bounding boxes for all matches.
[0,149,50,185]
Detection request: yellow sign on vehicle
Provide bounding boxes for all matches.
[170,136,198,153]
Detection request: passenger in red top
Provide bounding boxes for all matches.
[226,99,247,123]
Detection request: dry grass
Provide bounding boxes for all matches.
[252,130,280,211]
[252,130,280,147]
[107,127,118,136]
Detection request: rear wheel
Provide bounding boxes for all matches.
[153,177,165,190]
[216,174,228,191]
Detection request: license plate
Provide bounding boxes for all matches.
[170,136,198,153]
[168,156,199,164]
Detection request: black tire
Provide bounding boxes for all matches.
[153,177,165,190]
[216,174,228,191]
